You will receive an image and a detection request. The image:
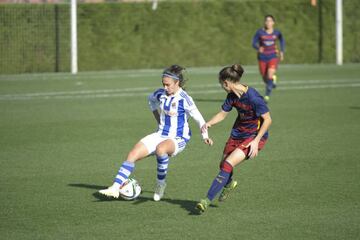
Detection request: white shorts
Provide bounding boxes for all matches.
[140,132,187,157]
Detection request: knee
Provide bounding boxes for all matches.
[155,145,167,156]
[268,71,275,79]
[220,160,233,173]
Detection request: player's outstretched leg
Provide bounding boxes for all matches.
[154,154,169,201]
[196,161,233,213]
[99,161,135,198]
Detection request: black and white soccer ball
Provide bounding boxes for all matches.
[119,178,141,200]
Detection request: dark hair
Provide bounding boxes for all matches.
[265,14,275,22]
[218,64,244,83]
[162,64,187,87]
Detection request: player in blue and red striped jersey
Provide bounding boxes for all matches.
[196,64,272,213]
[252,15,285,102]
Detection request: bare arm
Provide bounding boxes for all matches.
[255,112,272,141]
[247,112,272,158]
[201,110,229,135]
[279,51,284,61]
[207,110,229,127]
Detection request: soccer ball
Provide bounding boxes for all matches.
[119,178,141,200]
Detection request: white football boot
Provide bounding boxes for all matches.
[153,182,167,201]
[98,184,120,199]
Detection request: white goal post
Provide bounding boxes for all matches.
[71,0,78,74]
[336,0,343,66]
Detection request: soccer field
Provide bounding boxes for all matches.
[1,64,359,240]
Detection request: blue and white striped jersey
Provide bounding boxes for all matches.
[148,88,208,141]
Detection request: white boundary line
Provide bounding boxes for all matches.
[1,64,359,82]
[0,81,359,101]
[0,67,255,82]
[0,79,359,98]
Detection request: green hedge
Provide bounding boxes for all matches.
[0,4,70,74]
[1,0,359,74]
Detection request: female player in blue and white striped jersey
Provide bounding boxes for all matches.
[99,65,213,201]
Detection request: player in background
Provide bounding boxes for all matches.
[196,64,272,213]
[252,15,285,102]
[99,65,213,201]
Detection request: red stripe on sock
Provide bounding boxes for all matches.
[220,161,233,173]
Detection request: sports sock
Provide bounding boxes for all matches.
[206,161,233,201]
[156,154,169,184]
[265,78,274,96]
[225,171,233,187]
[113,161,135,187]
[272,75,277,88]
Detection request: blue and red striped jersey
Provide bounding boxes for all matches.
[222,87,269,140]
[252,28,285,61]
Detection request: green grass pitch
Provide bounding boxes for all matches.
[0,64,359,239]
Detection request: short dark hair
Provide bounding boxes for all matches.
[219,64,244,83]
[162,64,186,87]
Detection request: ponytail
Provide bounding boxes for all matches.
[219,64,244,83]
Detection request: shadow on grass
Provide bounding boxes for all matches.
[68,183,217,215]
[68,183,107,190]
[68,183,120,202]
[349,106,360,110]
[133,195,218,216]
